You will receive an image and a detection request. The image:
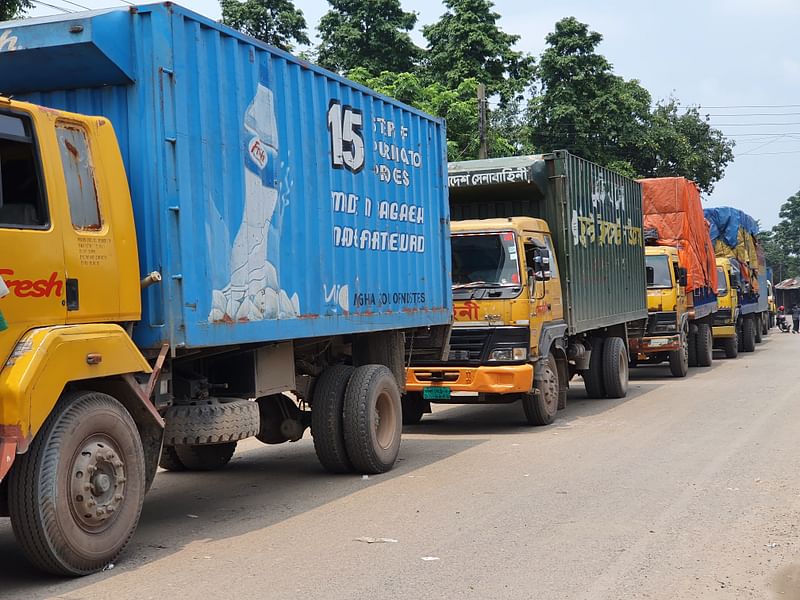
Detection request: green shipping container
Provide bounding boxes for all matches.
[448,151,647,335]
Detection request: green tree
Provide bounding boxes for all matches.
[528,17,652,173]
[637,101,734,193]
[221,0,309,51]
[0,0,32,21]
[316,0,420,76]
[348,68,515,160]
[761,190,800,281]
[528,17,734,191]
[422,0,533,103]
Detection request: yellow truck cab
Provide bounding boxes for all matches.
[712,257,740,358]
[407,216,562,406]
[630,246,690,376]
[405,154,647,427]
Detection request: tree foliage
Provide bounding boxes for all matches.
[348,68,514,160]
[762,190,800,281]
[422,0,533,103]
[0,0,32,22]
[221,0,309,51]
[527,17,734,192]
[638,101,735,193]
[316,0,420,76]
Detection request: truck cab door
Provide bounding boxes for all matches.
[54,121,121,324]
[0,108,66,364]
[523,232,564,356]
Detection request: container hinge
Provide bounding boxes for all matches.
[171,274,183,281]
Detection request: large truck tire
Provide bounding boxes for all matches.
[311,365,355,474]
[722,336,739,359]
[158,445,186,471]
[602,337,629,399]
[583,337,606,398]
[755,316,763,343]
[174,442,237,471]
[695,323,713,367]
[164,399,259,446]
[762,313,769,336]
[668,330,689,377]
[522,354,559,426]
[8,391,146,576]
[742,317,756,352]
[401,392,426,425]
[343,365,402,474]
[687,330,698,367]
[737,323,744,352]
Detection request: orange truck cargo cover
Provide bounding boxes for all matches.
[640,177,718,293]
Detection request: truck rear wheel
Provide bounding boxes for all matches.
[602,337,629,399]
[695,323,713,367]
[311,365,355,474]
[742,318,756,352]
[722,336,739,359]
[522,354,559,426]
[8,391,145,576]
[174,443,237,471]
[583,337,606,399]
[343,365,402,474]
[401,392,426,425]
[668,330,689,377]
[755,317,763,343]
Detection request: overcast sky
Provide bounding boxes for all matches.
[29,0,800,228]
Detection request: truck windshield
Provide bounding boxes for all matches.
[451,232,521,288]
[646,255,673,289]
[716,267,728,295]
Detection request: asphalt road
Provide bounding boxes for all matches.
[2,332,799,599]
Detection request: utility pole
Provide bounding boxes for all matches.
[477,83,488,159]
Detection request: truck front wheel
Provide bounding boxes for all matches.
[668,330,689,377]
[602,337,629,399]
[343,365,402,474]
[722,336,738,359]
[523,354,559,426]
[9,391,146,576]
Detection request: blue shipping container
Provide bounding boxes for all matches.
[0,3,451,350]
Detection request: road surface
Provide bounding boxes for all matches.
[1,333,799,599]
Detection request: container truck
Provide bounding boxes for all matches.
[0,4,452,575]
[630,178,718,376]
[704,207,768,351]
[404,153,647,426]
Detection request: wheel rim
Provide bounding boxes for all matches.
[68,435,126,532]
[543,367,558,414]
[374,391,397,450]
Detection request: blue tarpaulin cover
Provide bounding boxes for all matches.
[704,206,759,248]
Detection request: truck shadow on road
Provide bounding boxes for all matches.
[405,377,665,436]
[0,436,483,598]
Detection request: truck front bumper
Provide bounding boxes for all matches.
[406,364,534,395]
[630,334,682,353]
[712,325,736,339]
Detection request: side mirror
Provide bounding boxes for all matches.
[646,266,654,286]
[678,267,688,287]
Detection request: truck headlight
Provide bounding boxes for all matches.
[489,347,528,361]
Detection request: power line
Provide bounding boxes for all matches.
[31,0,73,12]
[52,0,91,10]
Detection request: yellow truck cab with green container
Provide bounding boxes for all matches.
[405,154,647,426]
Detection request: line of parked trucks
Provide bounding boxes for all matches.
[0,3,775,576]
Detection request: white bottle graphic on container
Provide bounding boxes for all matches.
[209,64,300,322]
